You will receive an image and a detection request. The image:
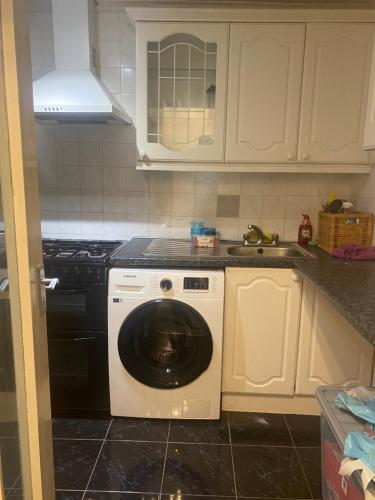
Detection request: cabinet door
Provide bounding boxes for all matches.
[225,24,305,163]
[222,268,302,395]
[298,23,374,163]
[136,22,228,161]
[364,38,375,150]
[295,282,374,395]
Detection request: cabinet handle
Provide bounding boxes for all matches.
[292,274,300,282]
[287,152,295,161]
[301,152,310,161]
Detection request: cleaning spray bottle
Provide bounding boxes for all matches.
[298,214,313,245]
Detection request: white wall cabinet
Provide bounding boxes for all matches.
[364,38,375,150]
[226,24,305,163]
[136,22,228,162]
[222,268,302,396]
[298,24,374,163]
[295,281,374,395]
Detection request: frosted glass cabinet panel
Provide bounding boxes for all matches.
[137,23,228,161]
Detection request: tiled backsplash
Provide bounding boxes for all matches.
[31,1,375,242]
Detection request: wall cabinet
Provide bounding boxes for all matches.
[226,24,305,163]
[136,22,228,161]
[222,268,302,396]
[298,24,374,163]
[295,280,374,395]
[136,21,374,168]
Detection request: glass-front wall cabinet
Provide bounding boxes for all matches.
[136,23,228,162]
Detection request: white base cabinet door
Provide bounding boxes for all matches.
[298,23,374,164]
[225,23,305,163]
[222,268,302,396]
[295,281,374,395]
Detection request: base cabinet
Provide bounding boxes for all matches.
[295,281,374,395]
[222,268,302,396]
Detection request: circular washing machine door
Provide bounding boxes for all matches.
[117,299,213,389]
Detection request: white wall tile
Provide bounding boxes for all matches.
[127,192,149,215]
[59,190,81,212]
[82,213,104,236]
[103,213,126,236]
[240,173,264,195]
[79,142,102,166]
[56,142,79,166]
[239,195,263,218]
[194,173,218,194]
[216,218,239,240]
[193,194,217,217]
[262,195,286,219]
[150,171,173,193]
[100,67,121,94]
[102,125,127,143]
[104,167,126,191]
[126,214,148,237]
[80,167,103,190]
[39,166,57,189]
[263,174,288,195]
[81,190,104,213]
[127,169,149,192]
[58,166,81,189]
[104,192,126,213]
[121,42,136,68]
[97,12,120,41]
[261,218,285,240]
[218,173,241,195]
[103,142,126,167]
[284,218,300,242]
[171,217,191,239]
[78,125,102,143]
[172,193,194,216]
[173,172,194,193]
[149,215,171,238]
[149,192,172,216]
[285,195,310,218]
[59,213,82,235]
[99,41,121,67]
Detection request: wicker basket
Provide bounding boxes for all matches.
[318,212,374,254]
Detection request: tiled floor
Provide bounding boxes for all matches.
[3,412,322,500]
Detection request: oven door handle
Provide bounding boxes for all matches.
[72,337,97,342]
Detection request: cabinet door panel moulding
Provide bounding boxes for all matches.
[295,281,374,395]
[222,268,302,396]
[226,23,305,163]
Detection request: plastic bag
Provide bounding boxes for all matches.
[336,387,375,425]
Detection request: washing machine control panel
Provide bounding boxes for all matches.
[183,277,209,291]
[160,278,173,291]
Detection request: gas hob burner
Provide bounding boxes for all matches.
[42,239,124,263]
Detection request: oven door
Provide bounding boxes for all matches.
[47,329,109,417]
[46,283,107,331]
[117,299,213,389]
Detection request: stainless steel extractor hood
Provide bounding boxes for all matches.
[33,0,132,125]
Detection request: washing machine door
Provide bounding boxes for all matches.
[117,299,213,389]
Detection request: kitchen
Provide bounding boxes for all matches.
[2,0,375,498]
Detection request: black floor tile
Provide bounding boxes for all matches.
[169,414,229,444]
[229,412,293,446]
[55,492,84,500]
[233,445,311,499]
[285,414,321,447]
[0,438,21,488]
[297,447,322,498]
[162,443,235,497]
[88,440,165,492]
[53,419,111,440]
[53,439,102,490]
[84,493,160,499]
[107,418,169,442]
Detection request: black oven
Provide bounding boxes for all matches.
[43,239,124,418]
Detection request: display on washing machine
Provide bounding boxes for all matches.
[183,277,209,290]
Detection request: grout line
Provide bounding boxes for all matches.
[283,415,314,500]
[81,418,113,500]
[227,413,238,500]
[159,420,171,498]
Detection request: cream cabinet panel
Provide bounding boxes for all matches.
[298,23,374,163]
[226,24,305,163]
[364,38,375,150]
[136,22,228,162]
[223,268,302,396]
[296,281,374,395]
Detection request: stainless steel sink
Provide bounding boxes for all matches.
[226,244,315,258]
[142,239,315,259]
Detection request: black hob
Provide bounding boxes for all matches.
[42,239,123,263]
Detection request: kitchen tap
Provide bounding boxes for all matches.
[243,224,279,246]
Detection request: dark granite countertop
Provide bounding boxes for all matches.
[110,238,375,347]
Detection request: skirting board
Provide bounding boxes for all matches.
[222,393,320,415]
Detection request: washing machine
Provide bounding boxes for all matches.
[108,268,224,419]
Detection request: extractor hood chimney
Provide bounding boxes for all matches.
[33,0,132,125]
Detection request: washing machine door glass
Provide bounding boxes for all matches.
[117,299,213,389]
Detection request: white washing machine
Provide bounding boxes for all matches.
[108,268,224,419]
